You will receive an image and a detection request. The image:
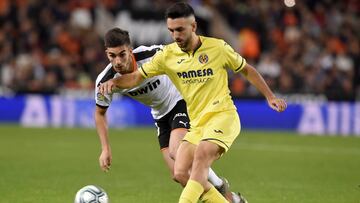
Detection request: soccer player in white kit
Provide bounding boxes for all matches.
[94,28,240,202]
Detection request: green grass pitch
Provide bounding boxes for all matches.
[0,125,359,203]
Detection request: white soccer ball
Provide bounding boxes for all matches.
[74,185,109,203]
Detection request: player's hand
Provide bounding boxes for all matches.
[98,79,116,95]
[267,97,287,112]
[99,149,112,172]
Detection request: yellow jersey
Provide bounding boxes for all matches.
[139,36,246,127]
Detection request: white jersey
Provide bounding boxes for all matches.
[95,45,183,119]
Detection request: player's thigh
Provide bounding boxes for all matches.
[202,110,241,152]
[195,140,224,165]
[169,128,187,159]
[174,141,196,174]
[190,141,223,183]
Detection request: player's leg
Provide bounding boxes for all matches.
[155,100,195,184]
[156,123,193,184]
[179,141,227,203]
[170,127,226,189]
[169,100,194,186]
[208,168,224,188]
[169,128,187,160]
[209,170,236,202]
[173,140,195,186]
[155,115,177,179]
[170,100,222,186]
[170,140,244,203]
[209,171,245,203]
[190,142,222,188]
[160,147,175,178]
[170,126,232,194]
[170,100,240,202]
[179,110,241,203]
[200,110,244,203]
[169,99,190,162]
[168,127,189,183]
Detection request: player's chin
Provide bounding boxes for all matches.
[114,67,122,72]
[176,42,185,48]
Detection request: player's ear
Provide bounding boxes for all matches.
[105,49,111,60]
[191,21,197,32]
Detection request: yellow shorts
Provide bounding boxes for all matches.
[183,110,241,152]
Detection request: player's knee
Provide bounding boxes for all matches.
[173,170,188,187]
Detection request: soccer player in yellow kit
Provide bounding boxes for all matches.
[99,2,287,203]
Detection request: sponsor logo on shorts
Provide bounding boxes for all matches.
[97,93,105,101]
[179,121,188,127]
[177,59,185,64]
[214,129,223,134]
[173,113,187,120]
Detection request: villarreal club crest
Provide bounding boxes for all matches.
[198,53,209,64]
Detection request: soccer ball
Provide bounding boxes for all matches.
[74,185,109,203]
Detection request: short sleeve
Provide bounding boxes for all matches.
[94,84,112,108]
[139,49,166,78]
[222,41,246,73]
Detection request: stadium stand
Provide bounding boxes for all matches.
[0,0,358,101]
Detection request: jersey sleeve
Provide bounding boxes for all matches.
[222,41,247,73]
[138,49,166,78]
[94,83,113,108]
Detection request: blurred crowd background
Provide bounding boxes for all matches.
[0,0,359,101]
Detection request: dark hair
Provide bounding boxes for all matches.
[104,28,130,48]
[165,2,195,19]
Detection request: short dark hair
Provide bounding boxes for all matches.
[165,2,195,19]
[104,28,130,48]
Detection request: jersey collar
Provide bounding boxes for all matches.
[181,35,203,56]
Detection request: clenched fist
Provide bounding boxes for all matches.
[267,97,287,112]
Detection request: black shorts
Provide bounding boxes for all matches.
[155,99,190,149]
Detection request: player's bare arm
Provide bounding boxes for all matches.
[240,64,287,112]
[95,106,112,172]
[98,70,144,95]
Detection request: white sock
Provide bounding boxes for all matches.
[208,168,223,187]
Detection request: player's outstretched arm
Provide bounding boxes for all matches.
[98,70,144,95]
[95,106,112,172]
[240,64,287,112]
